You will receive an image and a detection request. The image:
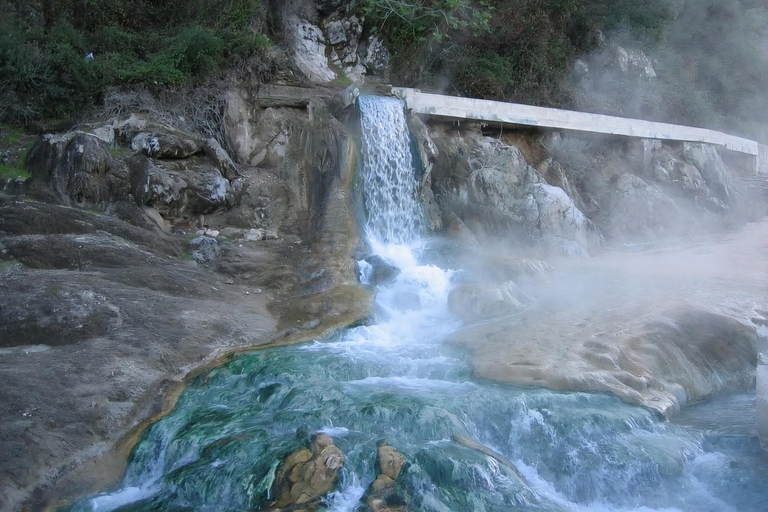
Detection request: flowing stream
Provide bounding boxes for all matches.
[65,97,768,512]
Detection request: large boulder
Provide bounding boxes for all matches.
[131,131,202,159]
[284,15,336,84]
[129,155,234,220]
[605,173,679,241]
[26,132,113,205]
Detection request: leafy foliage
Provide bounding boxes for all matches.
[368,0,768,139]
[0,0,270,124]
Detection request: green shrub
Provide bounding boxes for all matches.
[0,0,268,124]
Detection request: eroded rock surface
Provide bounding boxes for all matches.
[268,433,345,511]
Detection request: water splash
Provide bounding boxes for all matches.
[358,95,422,245]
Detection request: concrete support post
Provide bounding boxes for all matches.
[758,353,768,449]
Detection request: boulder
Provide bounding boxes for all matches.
[190,236,219,268]
[26,132,113,205]
[682,142,737,203]
[361,441,409,512]
[363,256,401,286]
[431,131,594,254]
[269,433,345,510]
[129,156,234,220]
[605,173,678,241]
[377,440,405,481]
[131,131,202,159]
[284,15,336,84]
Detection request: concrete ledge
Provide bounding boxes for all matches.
[393,88,759,156]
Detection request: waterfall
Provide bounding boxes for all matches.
[358,95,422,245]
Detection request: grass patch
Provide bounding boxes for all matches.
[1,1,271,124]
[109,146,132,159]
[0,165,30,179]
[0,259,22,271]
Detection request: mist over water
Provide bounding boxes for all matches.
[63,97,768,512]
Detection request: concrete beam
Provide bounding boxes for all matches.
[392,88,760,156]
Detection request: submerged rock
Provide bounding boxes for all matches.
[268,433,345,510]
[450,435,527,484]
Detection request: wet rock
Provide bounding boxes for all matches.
[363,256,401,286]
[361,441,409,512]
[269,433,345,510]
[449,305,760,418]
[190,236,219,268]
[0,271,122,348]
[131,131,202,159]
[377,440,405,481]
[443,212,478,245]
[450,435,527,483]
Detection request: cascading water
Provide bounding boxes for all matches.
[358,95,422,244]
[63,97,768,512]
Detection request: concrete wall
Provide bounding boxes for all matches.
[393,88,760,157]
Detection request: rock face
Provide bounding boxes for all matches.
[542,135,750,245]
[269,433,345,510]
[284,15,337,84]
[429,125,598,255]
[0,197,278,512]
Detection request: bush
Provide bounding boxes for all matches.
[0,0,269,124]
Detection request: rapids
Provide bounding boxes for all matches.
[63,97,768,512]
